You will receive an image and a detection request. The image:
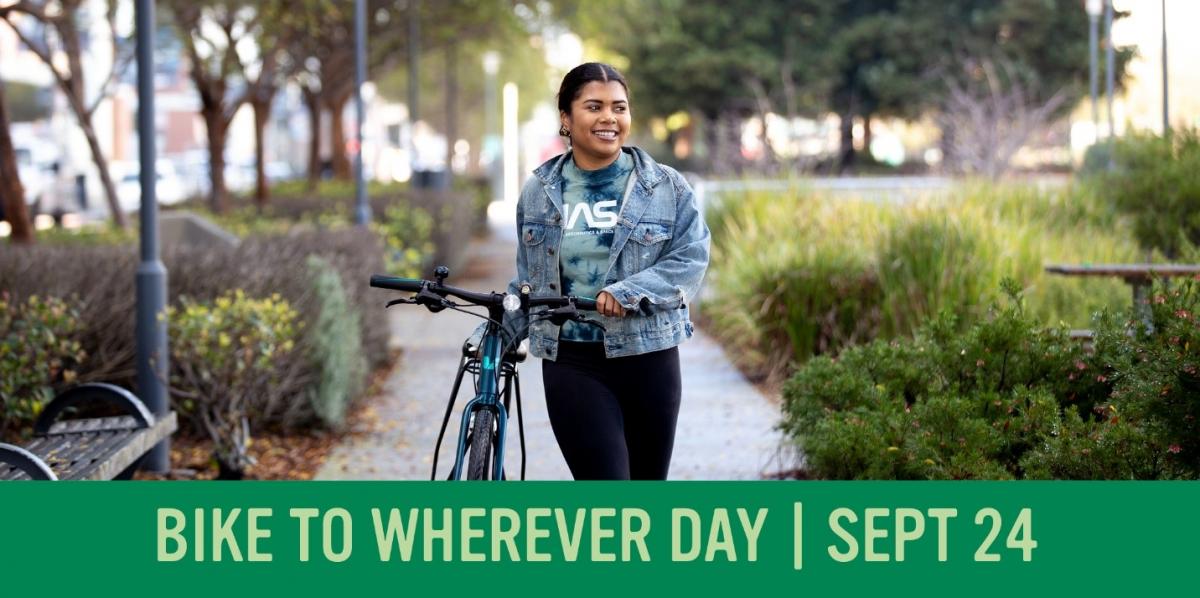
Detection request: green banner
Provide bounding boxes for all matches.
[0,482,1194,596]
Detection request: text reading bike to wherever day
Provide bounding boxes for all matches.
[156,504,1037,566]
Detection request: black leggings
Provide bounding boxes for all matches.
[541,341,682,480]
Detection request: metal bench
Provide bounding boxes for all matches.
[1045,263,1200,335]
[0,383,177,481]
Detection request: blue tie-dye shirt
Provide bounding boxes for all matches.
[558,152,633,342]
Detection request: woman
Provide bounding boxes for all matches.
[504,62,711,480]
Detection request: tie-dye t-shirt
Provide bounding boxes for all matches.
[558,151,634,342]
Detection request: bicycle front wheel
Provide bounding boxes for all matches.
[466,408,494,480]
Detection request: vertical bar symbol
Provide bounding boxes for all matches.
[794,502,803,570]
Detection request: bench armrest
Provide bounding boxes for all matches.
[0,443,58,480]
[34,383,154,435]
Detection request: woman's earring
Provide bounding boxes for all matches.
[559,125,570,137]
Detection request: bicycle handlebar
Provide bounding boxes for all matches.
[370,274,597,312]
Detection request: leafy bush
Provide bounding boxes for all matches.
[304,255,367,429]
[0,294,87,440]
[783,279,1200,480]
[169,290,300,477]
[1081,128,1200,258]
[0,228,387,434]
[704,183,1138,383]
[374,204,435,277]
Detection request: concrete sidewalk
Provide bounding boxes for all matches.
[317,203,787,480]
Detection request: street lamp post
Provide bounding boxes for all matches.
[1162,0,1169,134]
[135,0,169,471]
[353,0,369,226]
[1104,0,1115,170]
[1086,0,1101,135]
[408,0,421,188]
[482,51,499,202]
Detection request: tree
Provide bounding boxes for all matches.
[0,77,35,244]
[824,0,1136,170]
[578,0,1136,173]
[936,57,1068,178]
[569,0,832,173]
[0,0,133,228]
[165,0,260,214]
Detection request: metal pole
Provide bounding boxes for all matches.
[135,0,169,472]
[353,0,369,225]
[408,0,421,187]
[483,54,498,201]
[1105,0,1115,170]
[1162,0,1169,134]
[1089,12,1099,133]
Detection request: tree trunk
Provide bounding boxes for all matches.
[0,80,33,244]
[863,115,873,158]
[252,98,271,208]
[328,93,352,180]
[204,110,230,213]
[838,111,856,173]
[78,115,126,227]
[445,43,457,182]
[302,86,322,190]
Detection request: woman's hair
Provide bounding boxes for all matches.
[556,62,629,115]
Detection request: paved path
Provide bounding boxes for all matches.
[317,202,786,480]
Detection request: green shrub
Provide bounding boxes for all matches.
[373,205,435,277]
[1081,128,1200,258]
[783,279,1200,480]
[0,228,388,434]
[0,294,87,440]
[168,290,300,477]
[704,183,1137,382]
[304,255,367,429]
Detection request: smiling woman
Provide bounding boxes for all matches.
[493,62,712,481]
[558,68,631,170]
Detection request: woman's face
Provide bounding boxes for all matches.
[562,80,630,170]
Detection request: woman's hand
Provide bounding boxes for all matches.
[596,291,626,318]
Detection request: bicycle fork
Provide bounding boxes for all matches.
[432,333,523,481]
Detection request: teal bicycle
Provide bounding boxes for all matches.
[370,266,602,480]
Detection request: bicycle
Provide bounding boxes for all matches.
[369,266,603,480]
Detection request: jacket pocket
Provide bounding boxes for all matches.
[521,223,548,278]
[627,222,673,272]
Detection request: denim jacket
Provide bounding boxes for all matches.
[503,146,711,360]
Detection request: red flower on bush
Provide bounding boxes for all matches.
[1169,444,1182,454]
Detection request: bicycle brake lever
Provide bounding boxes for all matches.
[385,298,417,309]
[416,288,450,313]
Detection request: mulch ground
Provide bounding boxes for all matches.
[135,349,400,481]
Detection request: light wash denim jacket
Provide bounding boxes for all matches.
[503,146,711,360]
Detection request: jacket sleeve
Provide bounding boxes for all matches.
[498,183,533,344]
[603,169,711,315]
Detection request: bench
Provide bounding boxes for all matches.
[1045,263,1200,337]
[0,383,178,480]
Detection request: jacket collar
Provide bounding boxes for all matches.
[532,146,666,191]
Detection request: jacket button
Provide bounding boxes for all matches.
[548,247,555,255]
[549,283,557,290]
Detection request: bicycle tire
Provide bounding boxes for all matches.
[466,408,494,480]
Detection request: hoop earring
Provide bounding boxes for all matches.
[559,125,570,137]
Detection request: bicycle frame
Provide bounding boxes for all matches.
[432,303,520,481]
[369,271,596,481]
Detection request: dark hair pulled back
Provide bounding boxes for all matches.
[556,62,629,115]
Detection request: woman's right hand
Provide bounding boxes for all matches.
[596,291,626,318]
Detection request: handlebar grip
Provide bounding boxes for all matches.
[574,298,598,311]
[370,275,425,292]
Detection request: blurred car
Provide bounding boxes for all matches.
[113,159,187,212]
[15,146,48,208]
